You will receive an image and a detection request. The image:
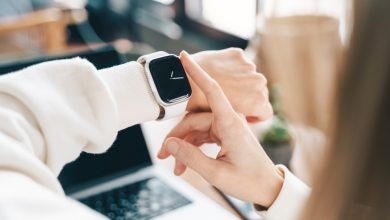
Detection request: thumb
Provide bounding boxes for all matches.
[165,137,218,179]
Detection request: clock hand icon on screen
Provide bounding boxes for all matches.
[170,70,184,80]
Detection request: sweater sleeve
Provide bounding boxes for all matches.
[255,165,310,220]
[0,58,159,219]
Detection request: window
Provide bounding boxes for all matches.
[185,0,257,39]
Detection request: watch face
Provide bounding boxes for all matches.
[149,55,192,104]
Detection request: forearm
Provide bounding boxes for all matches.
[0,58,159,187]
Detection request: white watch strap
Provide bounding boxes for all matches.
[137,51,189,120]
[137,51,169,63]
[164,100,187,119]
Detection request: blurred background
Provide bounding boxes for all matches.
[0,0,350,131]
[0,0,351,193]
[0,0,259,60]
[0,0,352,218]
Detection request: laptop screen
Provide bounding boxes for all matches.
[59,124,152,193]
[0,46,153,193]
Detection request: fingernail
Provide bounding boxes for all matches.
[182,50,190,57]
[167,139,180,155]
[157,149,163,157]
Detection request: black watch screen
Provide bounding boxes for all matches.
[149,55,192,104]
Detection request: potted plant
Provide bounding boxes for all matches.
[260,85,293,166]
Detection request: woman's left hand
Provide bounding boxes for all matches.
[189,48,273,122]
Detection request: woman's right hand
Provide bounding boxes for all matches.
[158,51,284,208]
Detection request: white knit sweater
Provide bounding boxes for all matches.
[0,58,309,220]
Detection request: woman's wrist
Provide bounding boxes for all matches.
[254,166,285,208]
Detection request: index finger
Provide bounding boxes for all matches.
[180,51,235,118]
[157,112,212,159]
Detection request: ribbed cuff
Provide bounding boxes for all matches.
[255,165,310,220]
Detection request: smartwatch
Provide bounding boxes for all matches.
[137,51,192,120]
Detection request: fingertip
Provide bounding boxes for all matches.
[174,165,184,176]
[157,151,162,159]
[181,50,196,67]
[157,149,164,158]
[165,137,181,155]
[179,50,188,57]
[179,50,188,63]
[157,138,174,159]
[174,169,184,176]
[174,167,186,176]
[157,149,170,159]
[174,160,187,176]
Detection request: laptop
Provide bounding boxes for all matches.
[0,47,237,220]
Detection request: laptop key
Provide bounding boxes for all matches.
[95,200,103,208]
[115,208,126,216]
[79,177,192,220]
[107,212,116,219]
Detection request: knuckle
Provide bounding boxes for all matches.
[249,73,268,88]
[254,89,267,101]
[226,48,257,70]
[184,112,193,119]
[256,102,274,120]
[228,47,245,57]
[246,62,257,70]
[183,112,195,120]
[260,74,268,85]
[256,73,267,84]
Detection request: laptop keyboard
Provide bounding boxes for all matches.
[80,177,192,220]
